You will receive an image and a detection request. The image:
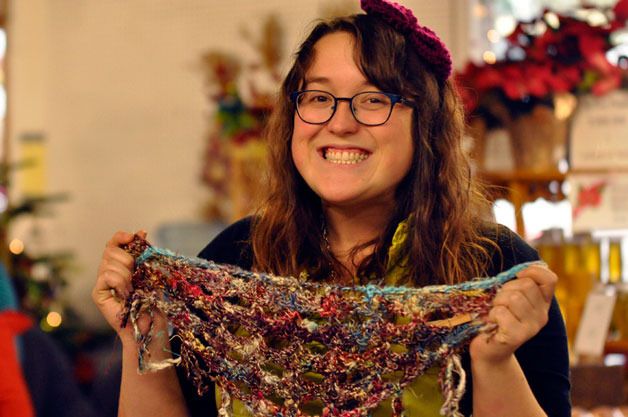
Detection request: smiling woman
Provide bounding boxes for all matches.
[92,1,571,416]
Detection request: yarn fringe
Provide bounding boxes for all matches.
[439,354,466,417]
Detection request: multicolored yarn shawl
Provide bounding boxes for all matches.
[120,236,537,417]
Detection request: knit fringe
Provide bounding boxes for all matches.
[439,354,466,417]
[218,388,232,417]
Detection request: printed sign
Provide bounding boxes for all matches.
[570,90,628,170]
[573,289,617,358]
[569,173,628,232]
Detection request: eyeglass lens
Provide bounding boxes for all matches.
[295,91,394,126]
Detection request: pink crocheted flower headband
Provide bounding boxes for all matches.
[361,0,452,82]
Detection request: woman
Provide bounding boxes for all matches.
[93,1,570,416]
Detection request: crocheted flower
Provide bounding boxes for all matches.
[361,0,452,82]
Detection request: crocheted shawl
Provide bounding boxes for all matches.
[120,236,535,417]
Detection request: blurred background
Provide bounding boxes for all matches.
[0,0,627,416]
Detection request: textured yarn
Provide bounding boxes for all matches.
[120,236,536,417]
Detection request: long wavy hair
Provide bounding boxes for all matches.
[251,13,498,286]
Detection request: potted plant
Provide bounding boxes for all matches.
[457,0,628,172]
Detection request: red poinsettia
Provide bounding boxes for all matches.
[614,0,628,24]
[456,5,627,115]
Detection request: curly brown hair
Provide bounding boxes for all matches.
[251,13,498,286]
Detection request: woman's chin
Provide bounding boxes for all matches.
[319,192,363,208]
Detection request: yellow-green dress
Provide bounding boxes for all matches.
[217,220,444,416]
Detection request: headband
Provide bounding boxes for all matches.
[361,0,453,82]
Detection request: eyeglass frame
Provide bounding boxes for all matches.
[289,90,415,127]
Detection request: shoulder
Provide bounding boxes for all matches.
[479,223,540,275]
[197,216,254,269]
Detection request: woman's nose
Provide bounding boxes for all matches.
[326,100,360,135]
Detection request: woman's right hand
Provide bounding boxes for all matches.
[92,230,144,344]
[95,231,188,417]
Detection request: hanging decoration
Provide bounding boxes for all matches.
[199,15,283,221]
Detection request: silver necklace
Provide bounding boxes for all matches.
[321,224,339,281]
[322,222,387,286]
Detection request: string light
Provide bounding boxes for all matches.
[482,50,497,64]
[9,238,24,255]
[473,3,488,18]
[554,92,578,121]
[544,12,560,29]
[495,15,517,36]
[610,28,628,45]
[487,29,501,43]
[46,311,62,328]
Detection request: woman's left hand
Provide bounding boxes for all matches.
[469,263,558,365]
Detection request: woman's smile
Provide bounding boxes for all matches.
[319,146,371,165]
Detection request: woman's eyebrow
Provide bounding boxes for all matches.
[303,76,374,88]
[303,76,331,85]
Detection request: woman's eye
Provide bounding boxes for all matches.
[358,94,389,107]
[312,95,330,103]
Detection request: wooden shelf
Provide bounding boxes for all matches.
[476,169,568,236]
[479,170,566,183]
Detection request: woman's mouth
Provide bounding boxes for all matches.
[322,147,370,165]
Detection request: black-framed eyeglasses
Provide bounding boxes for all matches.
[289,90,414,126]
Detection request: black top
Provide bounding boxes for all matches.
[177,217,571,417]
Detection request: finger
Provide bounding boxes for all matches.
[96,266,133,299]
[488,305,526,346]
[136,229,148,240]
[93,270,129,303]
[516,264,557,302]
[98,247,135,275]
[492,288,536,323]
[102,262,133,291]
[106,231,136,248]
[102,246,135,266]
[499,277,547,312]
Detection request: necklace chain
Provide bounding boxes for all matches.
[321,224,339,281]
[322,221,386,287]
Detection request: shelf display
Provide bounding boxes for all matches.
[460,1,628,409]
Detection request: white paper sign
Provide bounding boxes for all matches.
[573,289,617,358]
[570,90,628,170]
[569,173,628,232]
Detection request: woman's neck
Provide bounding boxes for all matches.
[323,201,394,271]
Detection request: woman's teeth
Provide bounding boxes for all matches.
[324,149,369,164]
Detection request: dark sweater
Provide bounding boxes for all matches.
[177,217,571,417]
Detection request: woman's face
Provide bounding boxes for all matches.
[291,32,414,211]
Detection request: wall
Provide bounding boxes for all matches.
[7,0,468,327]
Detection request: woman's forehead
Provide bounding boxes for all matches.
[303,33,372,87]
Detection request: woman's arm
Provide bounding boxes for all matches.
[471,353,546,416]
[93,231,188,417]
[470,264,560,417]
[118,322,187,417]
